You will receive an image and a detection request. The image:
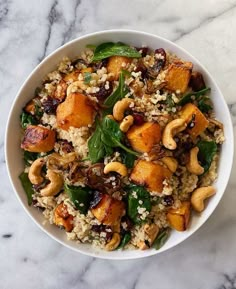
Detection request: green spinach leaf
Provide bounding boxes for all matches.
[19,172,35,205]
[117,232,131,250]
[196,140,217,174]
[120,150,136,168]
[103,70,129,115]
[126,184,151,224]
[23,151,39,166]
[88,116,138,163]
[178,87,211,106]
[64,184,92,215]
[92,42,141,62]
[198,97,212,113]
[152,228,170,250]
[20,112,37,129]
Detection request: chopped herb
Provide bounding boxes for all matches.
[117,232,131,250]
[83,72,92,84]
[20,112,38,129]
[19,172,35,205]
[120,150,137,168]
[178,87,211,106]
[23,151,39,166]
[92,42,141,62]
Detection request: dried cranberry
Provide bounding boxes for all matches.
[90,191,103,209]
[163,195,174,206]
[147,48,166,78]
[42,97,60,114]
[71,58,87,67]
[58,140,74,153]
[134,62,147,79]
[121,216,133,231]
[91,224,113,241]
[133,113,145,125]
[136,47,148,57]
[93,83,113,102]
[92,58,109,70]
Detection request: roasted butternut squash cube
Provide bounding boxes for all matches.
[21,125,56,152]
[54,203,74,232]
[64,70,80,82]
[180,103,209,137]
[130,160,172,193]
[165,61,193,93]
[56,92,95,130]
[107,56,132,80]
[167,201,191,231]
[24,100,36,115]
[91,194,125,225]
[126,122,161,153]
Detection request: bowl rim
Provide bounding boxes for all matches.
[5,29,234,260]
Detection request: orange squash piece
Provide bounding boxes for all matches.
[21,125,56,152]
[126,122,161,153]
[54,203,74,232]
[167,201,191,231]
[130,160,172,193]
[56,92,95,130]
[91,194,125,225]
[180,103,209,137]
[165,61,193,93]
[107,56,132,80]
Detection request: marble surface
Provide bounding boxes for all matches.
[1,0,236,288]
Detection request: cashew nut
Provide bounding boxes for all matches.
[113,98,134,121]
[186,147,204,175]
[67,80,88,96]
[191,186,216,212]
[161,156,178,173]
[40,169,64,197]
[105,233,121,251]
[162,119,187,150]
[28,158,45,185]
[104,162,128,177]
[120,115,134,132]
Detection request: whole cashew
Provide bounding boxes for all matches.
[161,156,178,173]
[28,158,45,185]
[162,119,187,150]
[186,147,204,175]
[191,186,216,212]
[47,152,76,170]
[40,170,64,197]
[104,162,128,177]
[120,115,134,132]
[113,98,134,121]
[67,80,88,96]
[105,233,121,251]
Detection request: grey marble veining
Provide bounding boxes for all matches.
[1,0,236,288]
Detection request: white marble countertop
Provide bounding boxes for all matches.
[1,0,236,288]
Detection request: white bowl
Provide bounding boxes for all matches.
[5,30,234,259]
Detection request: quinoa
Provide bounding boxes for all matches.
[19,42,224,252]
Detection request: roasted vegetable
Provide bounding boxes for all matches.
[126,122,161,153]
[21,125,56,152]
[167,201,191,231]
[180,103,209,137]
[91,193,125,225]
[107,56,132,80]
[130,160,172,193]
[165,61,193,93]
[56,92,96,130]
[63,70,80,82]
[54,203,74,232]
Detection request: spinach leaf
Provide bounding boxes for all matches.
[126,184,151,224]
[196,140,217,174]
[120,150,136,168]
[83,72,92,84]
[20,111,37,129]
[64,184,92,215]
[117,232,131,250]
[152,228,170,250]
[178,87,211,106]
[198,97,212,113]
[103,70,129,115]
[92,42,141,62]
[88,116,138,163]
[165,95,175,108]
[23,151,39,166]
[19,172,35,205]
